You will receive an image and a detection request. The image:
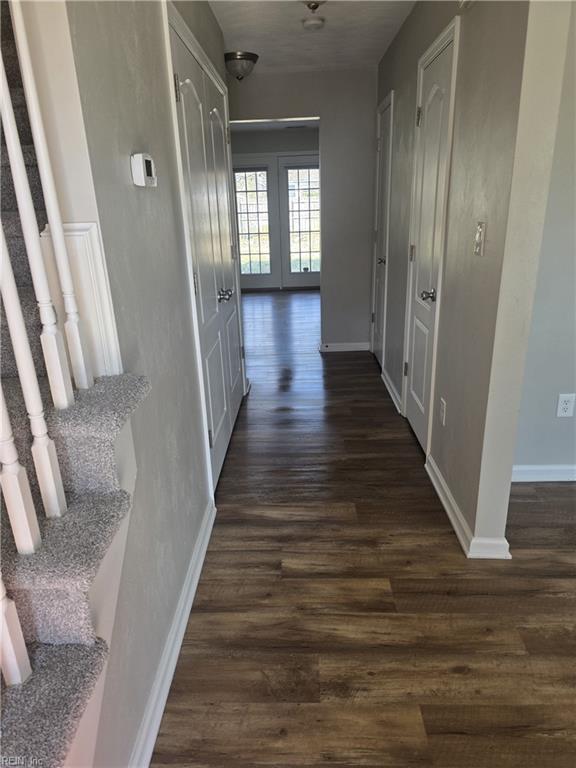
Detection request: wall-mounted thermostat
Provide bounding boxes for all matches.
[130,153,157,187]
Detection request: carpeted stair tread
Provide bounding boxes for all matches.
[1,142,44,213]
[1,284,44,376]
[2,491,131,590]
[0,639,108,768]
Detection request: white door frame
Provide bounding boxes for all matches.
[370,91,395,397]
[162,2,249,498]
[402,17,460,455]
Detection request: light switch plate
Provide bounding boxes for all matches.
[473,221,486,257]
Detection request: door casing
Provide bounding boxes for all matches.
[402,18,460,455]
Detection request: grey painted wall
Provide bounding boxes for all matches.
[228,68,377,345]
[515,13,575,468]
[66,2,220,764]
[231,126,319,155]
[377,1,529,531]
[173,0,225,80]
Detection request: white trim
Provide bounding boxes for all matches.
[402,17,461,445]
[371,91,394,368]
[426,455,511,559]
[40,222,122,377]
[381,369,402,413]
[129,499,216,768]
[319,342,371,353]
[512,465,576,483]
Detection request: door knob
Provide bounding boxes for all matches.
[217,289,228,303]
[420,288,436,302]
[378,258,385,264]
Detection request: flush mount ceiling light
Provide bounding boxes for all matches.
[225,51,259,81]
[302,1,326,32]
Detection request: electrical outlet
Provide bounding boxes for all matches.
[439,397,447,426]
[557,394,575,418]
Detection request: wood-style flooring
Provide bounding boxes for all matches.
[152,290,576,768]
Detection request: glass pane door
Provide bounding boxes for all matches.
[287,167,321,274]
[234,169,271,275]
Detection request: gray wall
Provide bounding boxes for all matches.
[231,126,319,155]
[228,68,377,345]
[378,1,529,530]
[66,2,221,764]
[173,0,225,80]
[515,13,576,468]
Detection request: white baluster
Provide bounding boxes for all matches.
[9,2,94,391]
[0,53,74,409]
[0,383,41,554]
[1,226,66,518]
[1,574,31,686]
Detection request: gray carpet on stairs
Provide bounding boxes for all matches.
[1,2,151,762]
[1,639,108,768]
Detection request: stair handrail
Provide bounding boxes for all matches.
[0,52,74,410]
[1,224,67,518]
[0,572,32,685]
[9,0,94,392]
[0,380,42,554]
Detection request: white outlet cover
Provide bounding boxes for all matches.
[557,393,575,418]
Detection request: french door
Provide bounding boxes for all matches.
[405,23,458,450]
[233,154,321,290]
[170,26,243,485]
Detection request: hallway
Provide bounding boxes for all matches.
[152,291,576,768]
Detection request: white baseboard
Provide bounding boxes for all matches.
[512,464,576,482]
[425,456,511,560]
[129,499,216,768]
[319,342,371,352]
[381,368,403,414]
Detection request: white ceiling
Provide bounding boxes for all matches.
[209,1,415,74]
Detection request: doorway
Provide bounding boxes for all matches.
[404,22,459,451]
[230,119,321,292]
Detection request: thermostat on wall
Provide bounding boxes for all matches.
[130,153,157,187]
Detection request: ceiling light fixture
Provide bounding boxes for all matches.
[224,51,259,81]
[302,1,326,32]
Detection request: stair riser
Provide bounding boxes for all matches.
[1,159,44,213]
[10,587,96,645]
[5,235,34,285]
[1,296,45,378]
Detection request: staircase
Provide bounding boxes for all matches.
[1,3,149,765]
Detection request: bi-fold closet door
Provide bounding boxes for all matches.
[170,27,243,485]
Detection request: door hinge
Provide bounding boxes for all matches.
[416,106,422,127]
[173,73,181,103]
[241,344,245,360]
[371,312,375,324]
[409,244,415,262]
[193,272,199,295]
[208,428,213,449]
[404,361,409,377]
[226,126,231,144]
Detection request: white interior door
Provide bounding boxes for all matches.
[372,94,394,368]
[279,156,321,289]
[405,33,456,450]
[171,28,243,484]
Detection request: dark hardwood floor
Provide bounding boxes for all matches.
[152,290,576,768]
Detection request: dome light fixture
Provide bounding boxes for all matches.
[302,1,326,32]
[225,51,259,81]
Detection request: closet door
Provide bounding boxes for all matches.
[171,28,242,484]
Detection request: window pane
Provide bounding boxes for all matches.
[286,166,321,273]
[234,170,272,275]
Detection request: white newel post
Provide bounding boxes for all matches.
[1,227,67,518]
[0,574,32,686]
[9,1,94,391]
[0,383,42,554]
[0,54,74,410]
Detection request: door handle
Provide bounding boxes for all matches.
[420,288,436,302]
[217,289,228,303]
[378,258,385,265]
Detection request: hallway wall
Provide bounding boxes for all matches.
[514,11,575,476]
[228,68,377,347]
